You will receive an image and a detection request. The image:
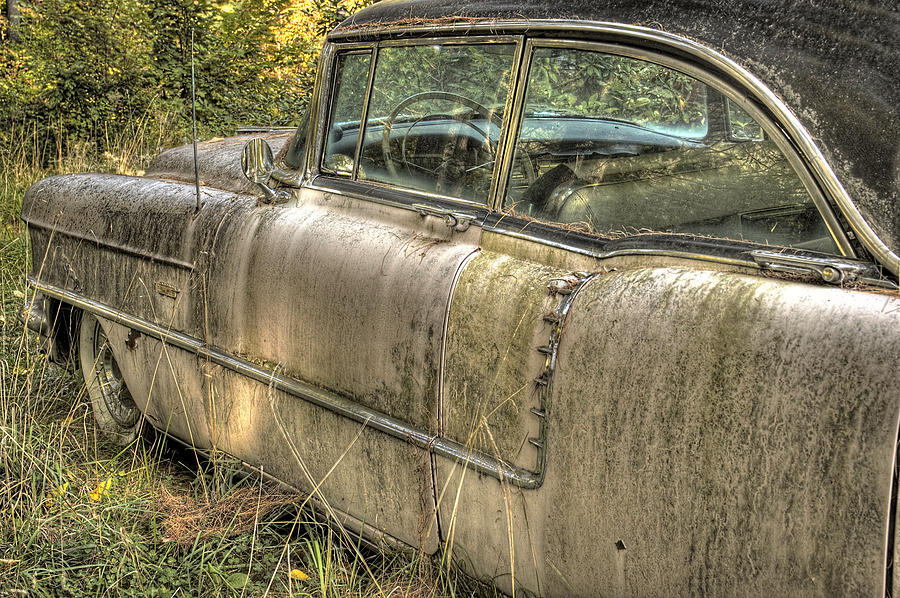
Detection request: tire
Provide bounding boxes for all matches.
[78,312,142,445]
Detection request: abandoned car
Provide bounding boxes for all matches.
[19,0,900,596]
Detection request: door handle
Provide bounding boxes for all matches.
[411,203,477,232]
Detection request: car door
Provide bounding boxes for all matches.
[149,38,523,550]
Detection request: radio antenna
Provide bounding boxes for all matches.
[190,28,201,212]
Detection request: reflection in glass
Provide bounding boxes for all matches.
[322,52,372,177]
[504,47,838,254]
[358,43,517,203]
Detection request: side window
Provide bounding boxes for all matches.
[357,43,517,204]
[322,51,372,176]
[504,46,839,254]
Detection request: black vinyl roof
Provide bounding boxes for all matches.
[334,0,900,268]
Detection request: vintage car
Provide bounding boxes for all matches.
[18,0,900,596]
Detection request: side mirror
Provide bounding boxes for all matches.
[241,138,290,204]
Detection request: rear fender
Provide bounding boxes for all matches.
[541,267,900,596]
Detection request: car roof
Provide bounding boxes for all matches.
[332,0,900,274]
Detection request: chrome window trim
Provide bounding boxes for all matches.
[306,175,493,216]
[496,37,855,259]
[326,19,899,276]
[318,48,374,180]
[304,43,334,177]
[351,47,378,180]
[310,36,524,209]
[374,34,520,48]
[484,221,759,268]
[486,39,527,207]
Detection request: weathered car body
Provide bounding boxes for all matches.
[19,1,900,596]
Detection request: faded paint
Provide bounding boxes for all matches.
[22,168,475,559]
[201,186,479,432]
[438,266,900,597]
[102,317,440,551]
[443,250,565,467]
[146,132,293,195]
[540,268,900,596]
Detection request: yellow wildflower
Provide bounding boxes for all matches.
[45,481,69,506]
[89,477,113,502]
[289,569,310,581]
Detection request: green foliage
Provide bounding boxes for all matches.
[1,0,167,137]
[367,43,518,120]
[525,47,708,136]
[0,0,373,165]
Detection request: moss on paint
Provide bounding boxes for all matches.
[443,251,566,466]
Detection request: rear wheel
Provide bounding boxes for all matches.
[78,312,141,444]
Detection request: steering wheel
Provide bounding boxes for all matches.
[380,91,535,196]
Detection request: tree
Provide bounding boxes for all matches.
[5,0,20,42]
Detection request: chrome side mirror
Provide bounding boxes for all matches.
[241,138,290,204]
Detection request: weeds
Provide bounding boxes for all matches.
[0,127,483,597]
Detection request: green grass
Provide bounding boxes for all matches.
[0,126,491,598]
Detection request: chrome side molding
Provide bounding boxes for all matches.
[25,276,545,489]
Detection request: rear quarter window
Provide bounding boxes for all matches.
[504,46,840,254]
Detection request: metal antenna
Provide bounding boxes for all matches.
[191,28,201,212]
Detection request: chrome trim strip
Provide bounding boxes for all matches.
[329,19,899,276]
[492,39,534,212]
[308,43,336,178]
[24,220,195,271]
[750,249,893,287]
[306,177,490,221]
[885,415,900,598]
[484,224,759,269]
[28,276,544,488]
[438,249,481,437]
[486,37,526,211]
[351,47,377,180]
[529,272,597,482]
[375,34,520,48]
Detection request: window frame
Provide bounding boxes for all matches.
[493,38,854,257]
[311,36,525,210]
[307,34,853,260]
[321,48,375,178]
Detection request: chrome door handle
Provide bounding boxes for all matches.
[411,204,477,232]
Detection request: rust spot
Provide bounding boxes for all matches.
[125,328,141,351]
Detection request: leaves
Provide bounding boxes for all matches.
[224,571,250,589]
[524,47,709,135]
[0,0,374,157]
